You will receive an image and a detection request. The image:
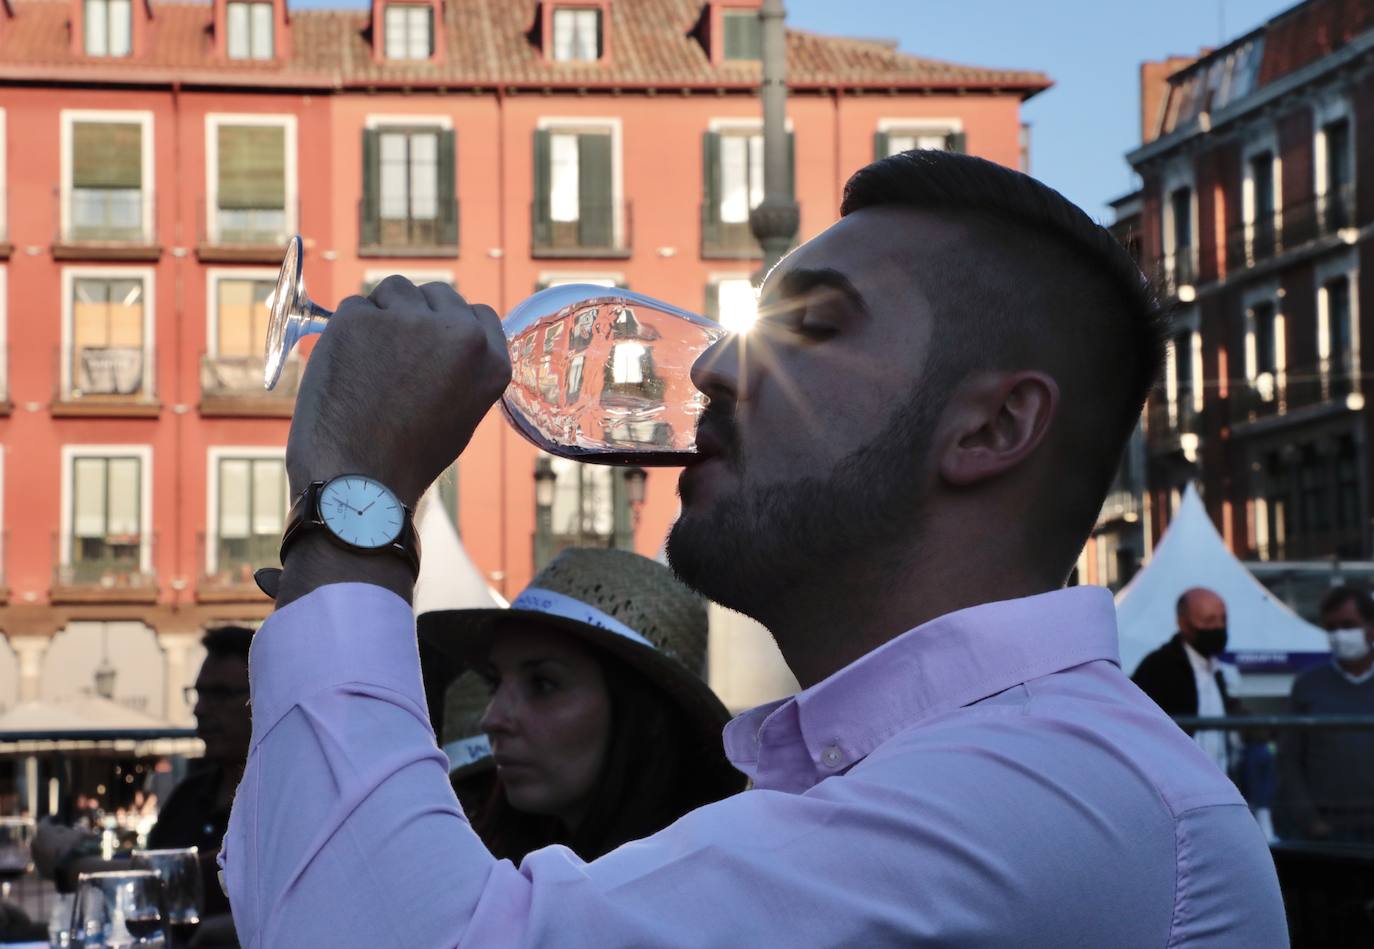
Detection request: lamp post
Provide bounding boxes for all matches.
[623,466,647,530]
[749,0,799,281]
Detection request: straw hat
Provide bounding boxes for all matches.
[439,672,494,782]
[418,548,730,753]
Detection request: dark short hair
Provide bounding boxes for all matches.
[202,625,254,663]
[840,150,1168,572]
[1319,584,1374,623]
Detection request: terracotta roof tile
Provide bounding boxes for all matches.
[0,0,1051,95]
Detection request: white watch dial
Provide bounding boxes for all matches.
[319,477,405,549]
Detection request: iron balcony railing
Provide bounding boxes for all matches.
[358,198,458,255]
[531,200,632,258]
[57,186,157,245]
[55,345,156,404]
[52,531,158,594]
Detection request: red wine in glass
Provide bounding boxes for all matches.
[123,913,164,939]
[170,917,201,944]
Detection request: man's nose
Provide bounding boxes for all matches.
[690,332,747,404]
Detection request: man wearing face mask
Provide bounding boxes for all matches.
[1131,587,1239,775]
[1277,584,1374,844]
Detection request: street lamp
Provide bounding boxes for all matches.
[624,466,647,530]
[534,455,556,508]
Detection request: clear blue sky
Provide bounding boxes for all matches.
[288,0,1300,221]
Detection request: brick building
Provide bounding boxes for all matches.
[1130,0,1374,586]
[0,0,1047,722]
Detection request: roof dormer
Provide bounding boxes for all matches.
[530,0,612,65]
[212,0,288,62]
[695,0,762,65]
[371,0,445,64]
[72,0,154,59]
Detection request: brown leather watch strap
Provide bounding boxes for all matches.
[277,479,422,580]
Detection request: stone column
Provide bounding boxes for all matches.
[749,0,799,277]
[158,632,201,724]
[9,636,49,703]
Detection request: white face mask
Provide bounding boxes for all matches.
[1328,628,1372,662]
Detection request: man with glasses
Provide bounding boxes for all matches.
[36,626,252,944]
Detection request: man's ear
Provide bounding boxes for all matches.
[937,371,1059,487]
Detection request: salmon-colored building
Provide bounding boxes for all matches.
[0,0,1048,722]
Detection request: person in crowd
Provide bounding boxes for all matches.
[1131,587,1242,775]
[223,149,1285,945]
[420,548,745,862]
[35,625,251,946]
[1277,583,1374,844]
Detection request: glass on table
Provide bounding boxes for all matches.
[0,816,35,900]
[70,869,167,948]
[131,848,202,948]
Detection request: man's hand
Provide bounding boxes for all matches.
[285,278,511,508]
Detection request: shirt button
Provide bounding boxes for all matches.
[821,744,844,768]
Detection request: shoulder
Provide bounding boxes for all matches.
[1290,664,1333,696]
[1133,638,1184,676]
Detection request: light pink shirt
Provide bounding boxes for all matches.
[221,583,1287,947]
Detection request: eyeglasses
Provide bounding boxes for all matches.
[184,686,250,706]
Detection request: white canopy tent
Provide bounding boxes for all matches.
[1115,484,1330,696]
[413,490,508,615]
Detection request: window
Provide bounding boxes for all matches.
[551,7,600,62]
[533,454,631,569]
[69,275,146,399]
[702,126,793,256]
[212,120,290,245]
[1252,300,1279,385]
[84,0,131,57]
[1321,118,1352,232]
[214,456,287,581]
[1171,331,1194,416]
[722,9,761,60]
[68,120,144,242]
[215,277,273,357]
[1248,152,1275,258]
[227,1,273,60]
[876,126,965,158]
[1323,276,1353,395]
[705,277,758,335]
[361,126,456,249]
[70,456,142,584]
[384,4,433,60]
[533,126,617,252]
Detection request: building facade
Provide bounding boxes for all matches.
[0,0,1046,721]
[1130,0,1374,595]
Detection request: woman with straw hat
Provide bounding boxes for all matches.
[419,547,745,861]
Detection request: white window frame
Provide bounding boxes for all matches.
[1160,160,1198,283]
[550,6,601,62]
[1315,248,1360,398]
[205,113,298,245]
[536,116,624,248]
[383,3,433,61]
[708,117,793,225]
[205,446,288,575]
[205,267,277,359]
[1163,306,1200,426]
[1240,125,1281,260]
[60,444,153,573]
[362,267,454,294]
[84,0,133,57]
[1313,92,1354,200]
[877,116,963,156]
[1242,280,1285,405]
[0,108,7,245]
[226,0,274,60]
[59,110,155,244]
[60,265,156,400]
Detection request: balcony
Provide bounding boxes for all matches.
[52,187,159,261]
[1159,250,1197,300]
[358,199,459,258]
[196,200,295,263]
[701,204,764,259]
[51,533,158,604]
[1096,489,1142,528]
[51,345,159,417]
[199,353,299,417]
[1224,185,1358,275]
[1146,398,1202,459]
[531,200,632,259]
[196,531,273,603]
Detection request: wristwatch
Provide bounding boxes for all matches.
[277,475,421,578]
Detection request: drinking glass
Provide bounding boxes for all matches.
[70,870,166,948]
[264,235,728,464]
[131,848,202,948]
[0,816,34,900]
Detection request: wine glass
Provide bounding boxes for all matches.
[263,235,728,464]
[0,816,34,900]
[131,848,202,948]
[71,870,167,948]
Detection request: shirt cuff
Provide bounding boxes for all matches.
[248,582,424,744]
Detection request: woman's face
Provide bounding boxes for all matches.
[478,621,613,829]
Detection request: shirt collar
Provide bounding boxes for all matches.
[1182,639,1218,675]
[724,586,1120,792]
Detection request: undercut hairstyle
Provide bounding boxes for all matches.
[840,150,1169,577]
[1319,584,1374,623]
[202,625,254,663]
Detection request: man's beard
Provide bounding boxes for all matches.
[667,375,949,623]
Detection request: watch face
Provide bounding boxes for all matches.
[319,477,405,549]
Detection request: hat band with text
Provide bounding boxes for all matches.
[512,587,657,651]
[443,735,491,772]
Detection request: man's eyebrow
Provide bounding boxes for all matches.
[762,267,869,317]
